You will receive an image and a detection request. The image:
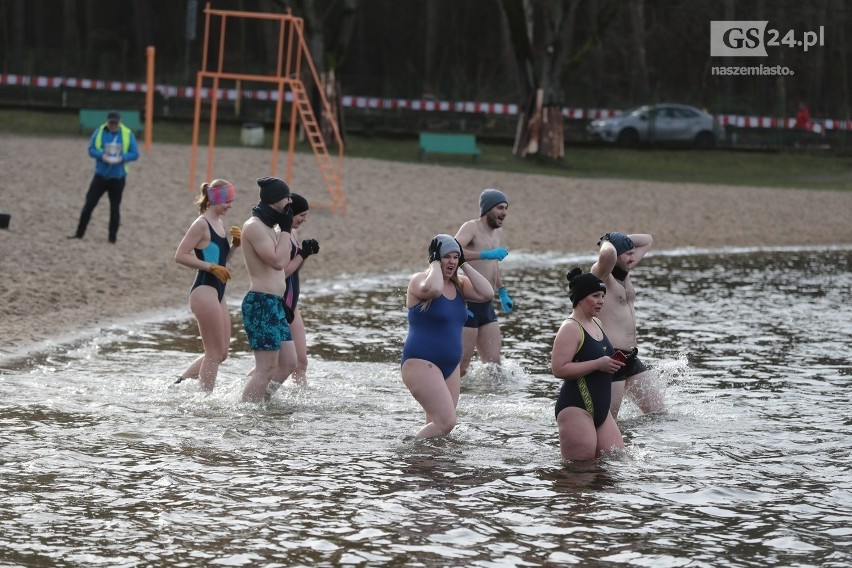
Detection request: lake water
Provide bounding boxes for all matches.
[1,247,850,566]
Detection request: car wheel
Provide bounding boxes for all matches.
[617,128,640,147]
[694,131,716,149]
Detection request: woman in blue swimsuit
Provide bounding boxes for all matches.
[401,234,493,438]
[174,179,241,391]
[551,268,625,461]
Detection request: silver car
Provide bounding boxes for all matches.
[587,103,718,148]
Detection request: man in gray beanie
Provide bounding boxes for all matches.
[454,187,511,377]
[591,230,665,418]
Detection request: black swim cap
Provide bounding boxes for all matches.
[598,232,634,255]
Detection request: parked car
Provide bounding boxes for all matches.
[587,103,718,148]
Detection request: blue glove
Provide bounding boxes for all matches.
[498,287,513,314]
[480,247,508,261]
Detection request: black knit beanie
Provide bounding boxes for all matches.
[257,177,291,204]
[566,267,606,307]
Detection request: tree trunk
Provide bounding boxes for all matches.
[838,0,849,149]
[320,69,345,143]
[509,0,578,159]
[628,0,649,101]
[11,0,26,54]
[810,0,826,109]
[61,0,81,75]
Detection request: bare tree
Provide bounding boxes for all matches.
[502,0,621,159]
[628,0,649,101]
[61,0,81,75]
[501,0,575,158]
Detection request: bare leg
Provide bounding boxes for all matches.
[557,407,598,461]
[290,308,308,386]
[610,380,627,418]
[276,341,298,383]
[460,327,477,376]
[595,413,625,456]
[425,369,461,426]
[180,355,204,380]
[242,349,279,402]
[184,287,229,391]
[402,359,459,438]
[475,322,502,366]
[625,370,666,414]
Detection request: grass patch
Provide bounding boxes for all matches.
[2,107,850,191]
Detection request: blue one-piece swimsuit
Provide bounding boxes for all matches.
[401,291,467,379]
[191,219,230,302]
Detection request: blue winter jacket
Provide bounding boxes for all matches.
[88,123,140,179]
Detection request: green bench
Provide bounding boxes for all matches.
[79,109,143,135]
[419,132,481,160]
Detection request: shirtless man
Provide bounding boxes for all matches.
[590,231,666,417]
[454,188,512,376]
[240,177,297,402]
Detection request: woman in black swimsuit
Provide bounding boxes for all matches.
[174,179,241,391]
[551,268,625,461]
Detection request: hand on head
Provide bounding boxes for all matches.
[428,238,442,264]
[598,232,634,255]
[454,239,466,266]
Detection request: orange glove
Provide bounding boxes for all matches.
[207,263,231,284]
[230,225,242,247]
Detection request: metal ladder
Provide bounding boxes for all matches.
[290,79,345,214]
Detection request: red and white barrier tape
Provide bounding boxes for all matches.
[1,73,848,131]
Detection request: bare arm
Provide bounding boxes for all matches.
[628,233,653,265]
[591,241,617,279]
[283,253,305,277]
[458,263,494,302]
[174,218,211,271]
[282,233,303,276]
[551,319,621,379]
[406,262,444,306]
[243,222,292,271]
[454,220,482,260]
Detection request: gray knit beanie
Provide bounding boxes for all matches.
[479,188,508,216]
[434,234,461,257]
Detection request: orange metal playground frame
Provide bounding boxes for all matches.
[189,4,346,214]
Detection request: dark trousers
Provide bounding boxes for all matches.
[74,175,125,241]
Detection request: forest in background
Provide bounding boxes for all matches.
[0,0,848,120]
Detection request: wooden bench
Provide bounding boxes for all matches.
[79,109,143,135]
[419,132,481,160]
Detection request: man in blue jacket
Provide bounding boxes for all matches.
[69,111,140,243]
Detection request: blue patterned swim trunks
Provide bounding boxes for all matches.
[242,291,292,351]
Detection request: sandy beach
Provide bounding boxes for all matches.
[1,133,850,363]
